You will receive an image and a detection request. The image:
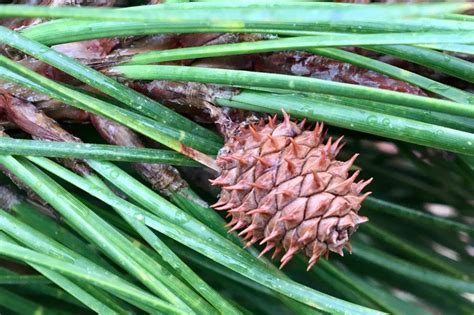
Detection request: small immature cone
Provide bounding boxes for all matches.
[90,115,187,196]
[1,94,91,175]
[211,112,372,270]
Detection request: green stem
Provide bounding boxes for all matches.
[362,224,465,279]
[0,232,125,315]
[111,65,474,119]
[0,275,51,285]
[219,91,474,156]
[266,90,474,133]
[316,260,427,315]
[418,43,474,55]
[19,20,474,46]
[0,241,185,315]
[366,45,474,83]
[123,36,474,104]
[125,33,474,64]
[352,242,474,293]
[11,201,120,274]
[0,285,59,315]
[83,175,239,315]
[363,198,474,236]
[0,155,193,312]
[0,213,152,313]
[18,17,333,46]
[0,3,468,22]
[0,138,199,166]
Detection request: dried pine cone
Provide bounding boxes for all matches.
[211,112,372,270]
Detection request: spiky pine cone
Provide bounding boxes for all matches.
[211,112,372,270]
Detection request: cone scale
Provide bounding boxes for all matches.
[211,112,372,270]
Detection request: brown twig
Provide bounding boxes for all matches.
[90,114,188,196]
[1,93,92,175]
[254,51,427,96]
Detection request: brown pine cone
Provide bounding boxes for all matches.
[211,112,372,270]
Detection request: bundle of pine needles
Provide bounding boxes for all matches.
[0,1,472,315]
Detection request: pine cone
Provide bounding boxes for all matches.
[211,112,372,270]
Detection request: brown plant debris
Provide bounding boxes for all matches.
[91,114,187,195]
